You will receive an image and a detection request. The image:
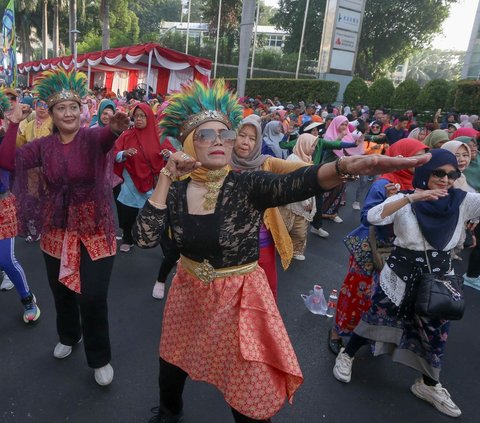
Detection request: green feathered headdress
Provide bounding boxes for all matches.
[159,79,243,147]
[0,89,12,118]
[34,68,88,109]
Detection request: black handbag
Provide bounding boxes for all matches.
[414,236,465,320]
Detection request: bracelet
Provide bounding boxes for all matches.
[406,194,414,204]
[148,199,167,210]
[334,156,359,181]
[160,167,176,182]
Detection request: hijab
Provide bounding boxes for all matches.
[378,138,428,190]
[460,114,472,128]
[324,115,364,157]
[114,103,165,193]
[90,99,116,127]
[231,116,269,171]
[408,127,421,140]
[451,127,478,140]
[456,136,480,191]
[423,129,449,148]
[292,133,316,164]
[412,149,467,250]
[441,140,473,192]
[262,120,287,159]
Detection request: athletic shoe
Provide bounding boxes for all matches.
[0,272,14,291]
[333,347,354,383]
[152,282,165,300]
[333,216,343,223]
[54,337,82,359]
[293,254,306,261]
[310,227,329,238]
[463,273,480,291]
[328,328,343,355]
[411,378,461,417]
[149,406,184,423]
[119,243,134,253]
[94,363,114,386]
[352,201,361,210]
[21,293,40,323]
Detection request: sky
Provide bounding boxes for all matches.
[263,0,479,52]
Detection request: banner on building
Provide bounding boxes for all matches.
[1,0,17,87]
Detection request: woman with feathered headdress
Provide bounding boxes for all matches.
[131,79,431,423]
[0,68,130,387]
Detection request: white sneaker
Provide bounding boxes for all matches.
[152,281,165,300]
[310,227,329,238]
[333,347,354,383]
[352,201,361,210]
[0,272,14,290]
[119,243,133,253]
[411,378,461,417]
[333,216,343,223]
[94,363,114,386]
[53,343,73,359]
[293,254,306,261]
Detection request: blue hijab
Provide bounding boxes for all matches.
[89,99,116,128]
[412,149,467,250]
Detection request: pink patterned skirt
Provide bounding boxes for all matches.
[160,263,303,420]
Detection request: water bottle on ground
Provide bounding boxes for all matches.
[326,289,338,318]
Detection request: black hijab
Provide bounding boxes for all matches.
[412,149,467,250]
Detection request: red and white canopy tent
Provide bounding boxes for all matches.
[16,43,212,95]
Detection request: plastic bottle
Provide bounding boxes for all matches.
[326,289,338,318]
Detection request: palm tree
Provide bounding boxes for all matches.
[100,0,110,50]
[41,0,48,59]
[16,0,40,62]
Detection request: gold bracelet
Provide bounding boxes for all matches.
[160,167,176,182]
[335,156,359,181]
[148,199,167,209]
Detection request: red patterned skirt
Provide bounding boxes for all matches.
[160,263,303,420]
[0,194,18,240]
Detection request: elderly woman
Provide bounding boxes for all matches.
[231,115,305,298]
[0,69,129,386]
[132,80,427,423]
[333,149,480,418]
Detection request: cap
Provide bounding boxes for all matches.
[303,121,324,133]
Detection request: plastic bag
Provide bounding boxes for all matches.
[301,285,328,315]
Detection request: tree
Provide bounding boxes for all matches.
[392,79,420,110]
[415,79,450,111]
[272,0,458,80]
[129,0,182,40]
[366,78,395,109]
[343,77,368,106]
[100,0,110,50]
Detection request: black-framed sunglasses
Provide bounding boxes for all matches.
[431,169,461,180]
[194,128,237,146]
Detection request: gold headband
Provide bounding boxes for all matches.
[178,110,231,142]
[47,89,82,108]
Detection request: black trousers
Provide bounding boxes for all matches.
[43,246,115,368]
[116,201,139,245]
[157,230,180,282]
[467,224,480,277]
[310,192,324,229]
[158,358,272,423]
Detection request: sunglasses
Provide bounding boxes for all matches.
[36,101,49,109]
[194,128,237,146]
[431,169,461,180]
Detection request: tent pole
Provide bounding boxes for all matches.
[87,63,92,89]
[147,49,153,96]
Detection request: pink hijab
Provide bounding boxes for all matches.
[324,115,364,157]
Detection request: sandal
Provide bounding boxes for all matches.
[328,328,343,355]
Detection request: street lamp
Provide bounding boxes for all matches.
[70,29,80,71]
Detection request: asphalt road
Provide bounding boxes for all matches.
[1,183,479,423]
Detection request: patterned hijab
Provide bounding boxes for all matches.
[412,149,467,250]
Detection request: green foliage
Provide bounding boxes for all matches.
[392,79,420,110]
[415,79,450,111]
[222,78,339,104]
[366,78,395,109]
[129,0,182,38]
[451,80,480,114]
[343,77,368,106]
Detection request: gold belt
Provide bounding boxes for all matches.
[180,254,258,285]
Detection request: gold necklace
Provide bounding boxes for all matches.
[202,168,229,211]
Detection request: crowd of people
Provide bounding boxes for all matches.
[1,71,480,422]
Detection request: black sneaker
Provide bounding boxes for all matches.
[149,406,184,423]
[328,328,343,355]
